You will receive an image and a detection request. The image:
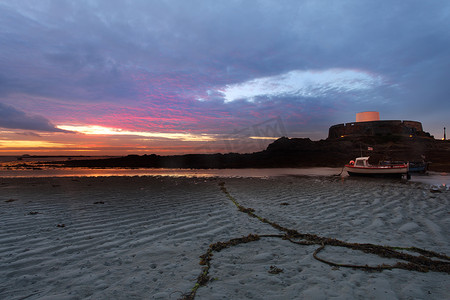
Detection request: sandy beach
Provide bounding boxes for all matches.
[0,175,449,299]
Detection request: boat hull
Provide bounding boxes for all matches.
[345,165,408,178]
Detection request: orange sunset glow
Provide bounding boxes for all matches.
[0,1,448,156]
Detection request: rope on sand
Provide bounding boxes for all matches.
[333,165,346,176]
[180,182,450,300]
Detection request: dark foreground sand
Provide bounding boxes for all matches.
[0,176,449,299]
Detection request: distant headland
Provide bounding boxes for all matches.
[55,112,449,171]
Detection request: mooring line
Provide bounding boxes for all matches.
[180,182,450,300]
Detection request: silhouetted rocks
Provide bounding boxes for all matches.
[59,136,450,171]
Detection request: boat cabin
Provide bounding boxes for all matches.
[350,157,370,167]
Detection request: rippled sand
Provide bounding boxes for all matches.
[0,176,448,299]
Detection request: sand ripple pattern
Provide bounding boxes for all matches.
[0,176,449,299]
[198,177,449,299]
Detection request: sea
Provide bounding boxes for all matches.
[0,156,448,188]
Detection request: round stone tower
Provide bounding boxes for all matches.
[328,112,430,139]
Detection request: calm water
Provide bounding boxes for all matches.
[0,167,340,178]
[0,167,448,188]
[0,156,118,163]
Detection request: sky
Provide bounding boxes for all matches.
[1,0,449,155]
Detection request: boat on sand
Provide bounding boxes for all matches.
[345,157,409,178]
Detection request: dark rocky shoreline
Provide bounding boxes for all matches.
[57,136,450,172]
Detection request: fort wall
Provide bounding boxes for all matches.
[328,120,427,139]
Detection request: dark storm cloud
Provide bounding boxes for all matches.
[0,103,70,132]
[0,1,138,101]
[0,1,445,88]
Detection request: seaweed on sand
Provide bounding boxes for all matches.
[181,182,450,299]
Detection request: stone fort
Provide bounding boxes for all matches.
[328,111,431,139]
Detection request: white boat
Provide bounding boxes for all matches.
[345,157,409,178]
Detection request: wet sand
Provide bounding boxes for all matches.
[0,176,449,299]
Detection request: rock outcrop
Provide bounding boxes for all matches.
[60,136,450,171]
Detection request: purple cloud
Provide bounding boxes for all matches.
[0,103,71,132]
[0,0,448,141]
